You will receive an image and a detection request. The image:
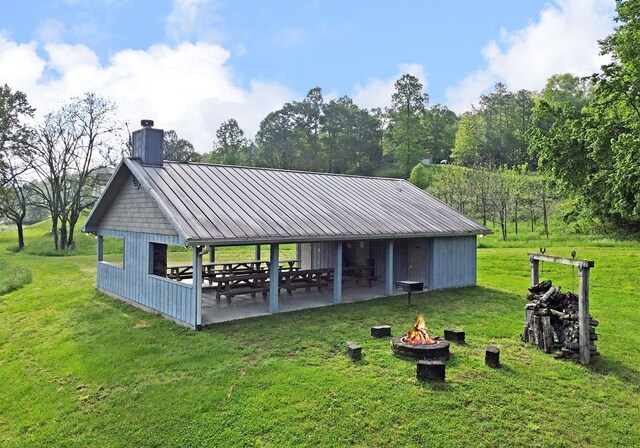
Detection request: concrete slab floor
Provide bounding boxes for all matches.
[201,281,404,325]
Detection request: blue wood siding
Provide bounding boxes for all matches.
[430,236,477,289]
[393,239,408,282]
[311,242,335,269]
[96,229,196,327]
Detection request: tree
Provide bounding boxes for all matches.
[451,112,486,166]
[581,0,640,227]
[1,85,34,186]
[0,168,29,249]
[423,104,458,162]
[0,85,35,249]
[163,130,199,162]
[384,74,429,175]
[528,74,592,192]
[255,107,297,169]
[322,96,383,174]
[294,87,324,171]
[209,119,252,165]
[31,93,122,250]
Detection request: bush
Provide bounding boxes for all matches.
[408,163,429,189]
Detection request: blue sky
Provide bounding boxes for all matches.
[0,0,616,151]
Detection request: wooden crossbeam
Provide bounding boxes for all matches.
[528,253,594,268]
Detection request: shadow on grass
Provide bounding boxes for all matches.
[589,355,640,390]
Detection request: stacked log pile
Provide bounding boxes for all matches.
[521,280,600,359]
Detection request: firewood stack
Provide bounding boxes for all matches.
[521,280,600,360]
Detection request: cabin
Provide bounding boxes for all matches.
[83,121,490,329]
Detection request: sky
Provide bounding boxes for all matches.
[0,0,617,152]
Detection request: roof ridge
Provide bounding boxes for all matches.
[155,159,405,182]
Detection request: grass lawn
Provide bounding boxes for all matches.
[0,223,639,447]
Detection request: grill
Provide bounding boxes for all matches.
[395,280,424,306]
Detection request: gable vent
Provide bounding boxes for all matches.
[132,176,141,189]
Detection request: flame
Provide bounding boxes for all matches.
[402,311,437,345]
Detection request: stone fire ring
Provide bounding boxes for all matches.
[391,336,450,361]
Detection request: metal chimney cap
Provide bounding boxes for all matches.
[141,119,154,128]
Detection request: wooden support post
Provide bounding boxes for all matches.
[530,257,539,286]
[208,245,215,263]
[193,245,203,328]
[255,244,261,261]
[385,240,394,296]
[97,235,103,262]
[269,243,279,314]
[333,242,343,304]
[578,264,590,365]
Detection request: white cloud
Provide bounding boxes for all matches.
[352,63,428,110]
[36,18,66,43]
[445,0,616,112]
[0,33,296,152]
[165,0,222,43]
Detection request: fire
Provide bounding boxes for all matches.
[402,311,437,345]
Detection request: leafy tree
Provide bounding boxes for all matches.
[527,74,592,192]
[255,107,297,169]
[0,84,34,186]
[294,87,324,171]
[384,74,429,175]
[423,104,458,162]
[208,119,251,165]
[0,84,34,249]
[582,0,640,227]
[164,130,199,162]
[451,112,486,166]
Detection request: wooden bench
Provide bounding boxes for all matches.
[214,272,270,304]
[279,269,332,296]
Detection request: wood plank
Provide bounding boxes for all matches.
[528,253,594,268]
[579,266,591,365]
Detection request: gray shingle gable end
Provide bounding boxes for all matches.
[83,160,188,243]
[84,158,490,245]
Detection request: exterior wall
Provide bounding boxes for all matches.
[299,243,312,269]
[96,229,196,327]
[429,236,477,289]
[393,239,409,282]
[100,174,177,236]
[310,242,335,269]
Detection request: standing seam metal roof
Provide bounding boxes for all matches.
[85,158,490,244]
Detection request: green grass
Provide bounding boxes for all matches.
[0,259,32,296]
[0,222,638,447]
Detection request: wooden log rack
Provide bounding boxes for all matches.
[528,252,595,365]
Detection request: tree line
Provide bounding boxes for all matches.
[2,0,639,250]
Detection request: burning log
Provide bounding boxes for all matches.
[403,312,437,345]
[521,280,600,360]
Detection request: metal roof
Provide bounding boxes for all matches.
[84,158,490,245]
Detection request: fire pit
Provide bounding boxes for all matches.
[391,312,450,361]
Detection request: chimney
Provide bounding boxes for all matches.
[132,119,164,166]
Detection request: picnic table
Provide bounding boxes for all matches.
[166,259,300,281]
